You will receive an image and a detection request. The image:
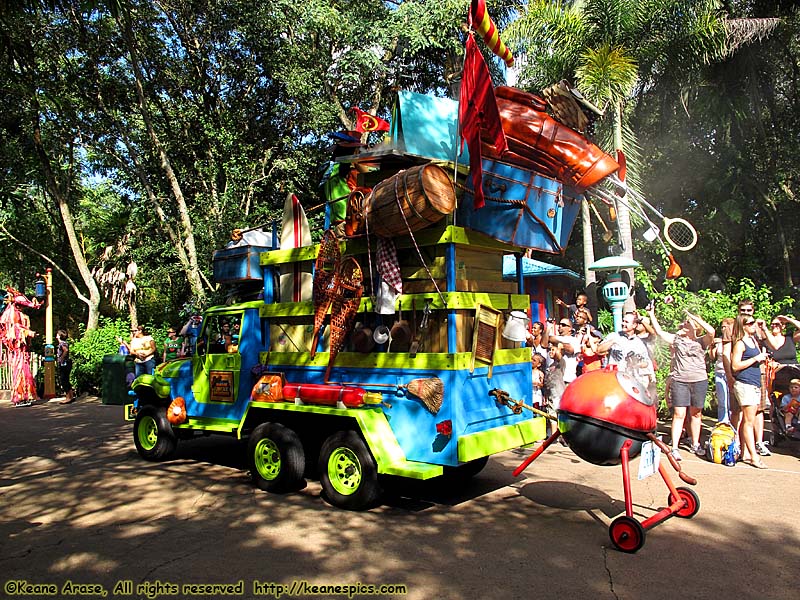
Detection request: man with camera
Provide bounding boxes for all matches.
[596,311,656,402]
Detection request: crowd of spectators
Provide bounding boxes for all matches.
[532,293,799,469]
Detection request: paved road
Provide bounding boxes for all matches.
[1,396,799,600]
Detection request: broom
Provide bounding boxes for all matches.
[406,377,444,414]
[339,377,444,415]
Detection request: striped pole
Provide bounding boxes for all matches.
[471,0,514,67]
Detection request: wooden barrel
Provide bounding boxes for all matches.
[366,164,455,237]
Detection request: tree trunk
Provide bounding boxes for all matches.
[32,127,102,330]
[765,186,794,288]
[118,14,208,302]
[581,199,596,286]
[613,103,636,311]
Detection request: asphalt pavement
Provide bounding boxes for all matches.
[1,395,799,600]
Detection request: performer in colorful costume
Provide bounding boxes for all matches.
[0,287,41,406]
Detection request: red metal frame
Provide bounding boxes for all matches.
[515,432,699,552]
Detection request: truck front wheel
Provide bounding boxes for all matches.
[248,422,305,493]
[319,430,381,511]
[133,405,177,461]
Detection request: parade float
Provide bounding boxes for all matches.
[126,1,698,551]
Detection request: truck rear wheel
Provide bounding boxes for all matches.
[248,422,305,493]
[133,405,177,461]
[319,430,381,511]
[442,456,489,484]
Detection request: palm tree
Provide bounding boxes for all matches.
[505,0,778,290]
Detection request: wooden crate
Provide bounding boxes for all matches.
[397,245,505,282]
[403,279,517,294]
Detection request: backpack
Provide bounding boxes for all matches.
[705,421,739,466]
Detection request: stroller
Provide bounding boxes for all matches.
[767,363,800,446]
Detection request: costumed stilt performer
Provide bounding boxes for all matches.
[0,287,41,406]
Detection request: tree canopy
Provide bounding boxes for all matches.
[0,0,797,334]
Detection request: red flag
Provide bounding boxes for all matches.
[352,107,390,133]
[459,33,507,210]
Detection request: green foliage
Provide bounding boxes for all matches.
[596,308,614,333]
[636,272,794,333]
[70,317,172,393]
[70,318,131,393]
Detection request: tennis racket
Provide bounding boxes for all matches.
[607,175,698,251]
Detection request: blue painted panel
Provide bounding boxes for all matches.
[177,309,263,422]
[459,159,581,254]
[270,359,533,467]
[391,91,467,163]
[212,245,271,284]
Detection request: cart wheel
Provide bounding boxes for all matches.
[319,430,381,511]
[133,405,177,461]
[668,486,700,519]
[248,422,305,493]
[609,516,646,553]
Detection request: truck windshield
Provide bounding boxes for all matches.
[200,313,243,355]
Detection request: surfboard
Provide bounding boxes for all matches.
[278,193,314,351]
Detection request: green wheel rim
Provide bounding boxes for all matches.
[137,415,159,451]
[254,438,281,481]
[328,447,362,496]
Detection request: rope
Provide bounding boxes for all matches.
[364,191,376,306]
[392,174,448,308]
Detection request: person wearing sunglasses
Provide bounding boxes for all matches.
[738,300,755,318]
[163,327,183,362]
[597,311,657,402]
[761,314,800,366]
[731,315,770,468]
[648,307,715,461]
[547,318,582,392]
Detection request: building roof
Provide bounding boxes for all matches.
[502,255,582,281]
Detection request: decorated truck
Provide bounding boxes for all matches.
[128,213,561,510]
[126,23,627,509]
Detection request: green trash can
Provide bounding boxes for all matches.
[101,354,135,405]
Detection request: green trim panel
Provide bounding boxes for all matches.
[244,402,442,480]
[131,374,171,398]
[457,417,547,463]
[258,348,530,371]
[174,416,240,433]
[259,246,319,266]
[205,302,263,314]
[340,225,518,255]
[259,292,529,317]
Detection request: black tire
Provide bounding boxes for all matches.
[248,422,305,493]
[442,456,489,484]
[609,516,646,553]
[133,405,177,461]
[668,486,700,519]
[319,430,382,510]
